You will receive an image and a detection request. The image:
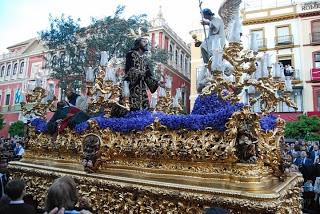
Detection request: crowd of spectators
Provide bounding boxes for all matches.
[0,177,92,214]
[282,140,320,212]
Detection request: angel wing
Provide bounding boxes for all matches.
[218,0,242,41]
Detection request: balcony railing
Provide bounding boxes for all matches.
[310,32,320,44]
[311,68,320,81]
[275,35,293,46]
[256,38,267,49]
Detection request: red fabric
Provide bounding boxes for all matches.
[58,107,81,132]
[307,111,320,117]
[311,68,320,81]
[275,112,302,121]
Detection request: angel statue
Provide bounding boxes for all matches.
[200,0,242,64]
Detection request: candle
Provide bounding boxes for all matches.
[265,53,272,67]
[35,75,43,87]
[250,33,258,52]
[159,87,166,97]
[285,77,293,92]
[165,75,172,89]
[100,51,108,66]
[274,63,281,78]
[262,53,269,77]
[85,67,94,82]
[27,81,35,91]
[254,60,262,79]
[172,96,179,108]
[279,63,285,80]
[104,68,115,82]
[176,88,182,100]
[122,81,130,97]
[247,86,255,94]
[150,93,158,108]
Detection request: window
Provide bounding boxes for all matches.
[180,54,183,69]
[175,50,178,65]
[185,58,188,76]
[278,55,294,68]
[52,55,57,67]
[14,88,22,104]
[19,62,24,74]
[60,53,66,66]
[311,20,320,43]
[314,52,320,68]
[6,64,11,76]
[0,66,4,77]
[13,63,17,75]
[5,94,10,105]
[169,45,173,61]
[250,28,265,48]
[276,25,291,45]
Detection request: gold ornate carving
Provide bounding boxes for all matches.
[8,162,303,214]
[21,87,57,119]
[87,66,129,117]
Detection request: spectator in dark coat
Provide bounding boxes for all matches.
[0,179,36,214]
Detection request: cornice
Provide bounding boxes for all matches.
[243,14,297,25]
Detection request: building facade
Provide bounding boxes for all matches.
[149,7,191,112]
[190,0,320,119]
[0,38,60,137]
[242,0,320,120]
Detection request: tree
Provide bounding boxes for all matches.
[40,6,168,93]
[285,115,320,141]
[0,114,4,130]
[8,121,25,137]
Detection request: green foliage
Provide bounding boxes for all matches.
[0,114,4,130]
[40,5,168,89]
[8,121,25,137]
[285,115,320,141]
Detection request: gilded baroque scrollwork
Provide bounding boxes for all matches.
[25,127,83,162]
[9,163,303,214]
[21,87,57,119]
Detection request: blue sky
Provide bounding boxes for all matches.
[0,0,309,53]
[0,0,221,53]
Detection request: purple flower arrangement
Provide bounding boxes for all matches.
[30,118,48,133]
[260,114,277,131]
[30,93,278,134]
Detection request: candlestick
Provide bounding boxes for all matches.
[176,88,182,100]
[165,75,172,89]
[122,81,130,97]
[86,67,95,82]
[159,87,166,97]
[100,51,108,66]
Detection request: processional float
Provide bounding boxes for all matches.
[9,0,302,213]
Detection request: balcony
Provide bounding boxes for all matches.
[311,68,320,81]
[310,32,320,44]
[256,38,267,50]
[275,35,294,48]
